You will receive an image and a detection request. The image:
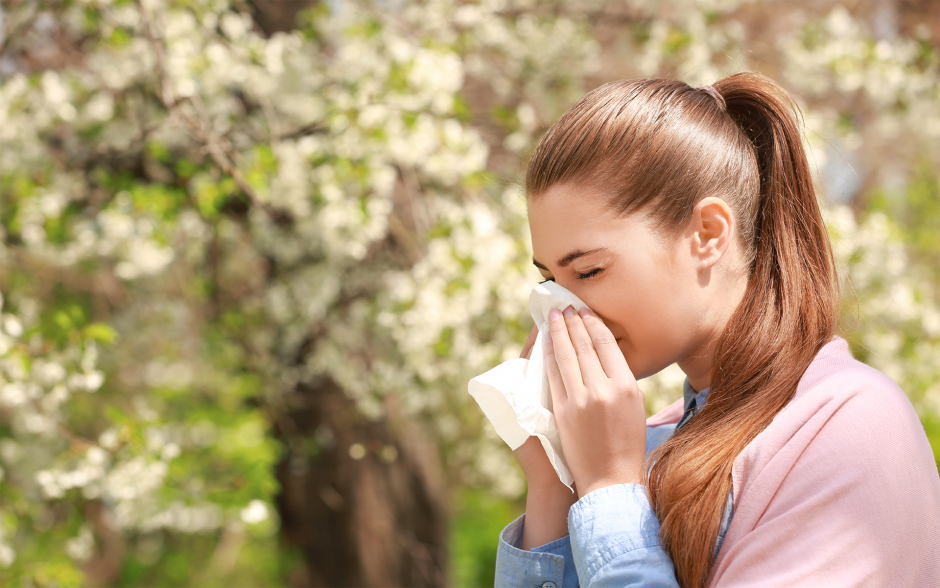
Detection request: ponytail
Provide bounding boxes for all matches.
[646,72,839,587]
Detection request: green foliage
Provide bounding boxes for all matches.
[868,164,940,273]
[114,532,300,588]
[921,412,940,470]
[450,488,524,588]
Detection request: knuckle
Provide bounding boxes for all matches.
[594,332,617,346]
[544,349,557,368]
[592,389,614,408]
[554,348,574,365]
[543,362,557,378]
[621,384,644,401]
[574,339,594,355]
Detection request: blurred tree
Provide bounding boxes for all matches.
[0,1,938,587]
[0,0,596,584]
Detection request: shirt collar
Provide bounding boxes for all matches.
[683,378,710,412]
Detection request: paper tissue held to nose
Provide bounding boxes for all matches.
[467,281,589,492]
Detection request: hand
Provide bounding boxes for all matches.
[545,306,647,498]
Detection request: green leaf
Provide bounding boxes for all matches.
[83,323,117,344]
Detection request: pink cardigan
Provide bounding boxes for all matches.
[646,336,940,586]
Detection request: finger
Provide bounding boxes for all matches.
[562,305,606,389]
[578,307,635,384]
[547,307,584,394]
[520,323,538,360]
[543,321,569,403]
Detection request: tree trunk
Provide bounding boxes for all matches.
[275,378,449,587]
[249,0,319,36]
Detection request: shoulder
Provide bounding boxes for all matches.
[766,336,923,452]
[715,337,940,586]
[793,336,906,404]
[735,336,934,481]
[783,338,934,476]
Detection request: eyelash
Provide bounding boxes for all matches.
[539,268,603,284]
[578,268,603,280]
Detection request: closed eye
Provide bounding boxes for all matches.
[576,268,603,280]
[538,268,603,284]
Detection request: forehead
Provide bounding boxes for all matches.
[527,182,672,270]
[527,183,620,253]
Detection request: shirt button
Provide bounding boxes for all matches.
[541,583,556,588]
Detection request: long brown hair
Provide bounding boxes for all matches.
[526,72,839,587]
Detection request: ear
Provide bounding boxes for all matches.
[691,196,734,269]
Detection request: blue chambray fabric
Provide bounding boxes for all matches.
[494,380,733,588]
[495,515,575,588]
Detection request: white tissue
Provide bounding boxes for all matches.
[468,281,589,491]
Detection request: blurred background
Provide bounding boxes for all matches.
[0,0,938,586]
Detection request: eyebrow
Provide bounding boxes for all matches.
[532,247,608,270]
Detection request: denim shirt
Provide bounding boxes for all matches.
[494,381,734,588]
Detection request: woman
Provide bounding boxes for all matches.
[493,72,940,587]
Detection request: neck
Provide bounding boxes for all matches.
[679,260,749,393]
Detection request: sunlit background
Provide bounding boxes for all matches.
[1,0,938,586]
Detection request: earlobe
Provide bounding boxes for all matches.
[692,197,734,269]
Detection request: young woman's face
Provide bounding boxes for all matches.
[528,182,716,382]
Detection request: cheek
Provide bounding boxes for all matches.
[631,286,688,345]
[575,275,654,335]
[614,286,686,364]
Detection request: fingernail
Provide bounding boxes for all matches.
[563,306,576,318]
[545,330,552,343]
[578,307,593,318]
[549,308,561,321]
